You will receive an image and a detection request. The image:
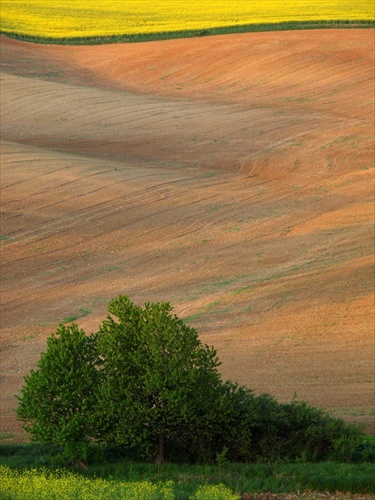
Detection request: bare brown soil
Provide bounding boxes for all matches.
[0,30,374,440]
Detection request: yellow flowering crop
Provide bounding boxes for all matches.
[0,1,373,40]
[0,466,243,498]
[0,466,174,500]
[192,483,241,499]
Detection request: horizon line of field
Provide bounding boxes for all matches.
[1,19,374,45]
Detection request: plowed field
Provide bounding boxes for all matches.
[0,29,374,439]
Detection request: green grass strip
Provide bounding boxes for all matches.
[1,444,375,496]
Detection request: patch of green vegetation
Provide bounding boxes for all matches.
[321,135,355,150]
[0,444,60,469]
[62,308,92,324]
[1,445,375,496]
[316,186,330,193]
[232,286,255,296]
[365,435,375,445]
[205,300,221,310]
[198,172,219,179]
[184,299,230,323]
[0,433,14,441]
[0,235,12,241]
[212,277,238,288]
[205,302,230,316]
[93,296,109,305]
[209,205,221,212]
[0,343,19,351]
[281,96,312,103]
[182,312,204,324]
[21,334,35,343]
[241,305,254,313]
[103,265,119,272]
[272,292,293,309]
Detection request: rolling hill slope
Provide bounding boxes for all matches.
[0,29,374,438]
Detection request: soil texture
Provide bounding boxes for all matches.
[0,30,374,439]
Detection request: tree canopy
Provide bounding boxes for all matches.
[96,296,223,463]
[16,324,99,462]
[16,295,363,465]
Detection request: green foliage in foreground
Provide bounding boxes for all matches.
[2,20,374,45]
[16,296,367,465]
[1,451,375,499]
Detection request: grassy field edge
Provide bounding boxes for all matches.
[1,19,374,45]
[1,443,375,497]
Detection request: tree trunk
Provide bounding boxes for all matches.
[155,432,165,465]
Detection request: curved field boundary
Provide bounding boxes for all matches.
[1,20,374,45]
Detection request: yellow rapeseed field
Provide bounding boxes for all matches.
[0,466,240,499]
[0,466,175,499]
[0,0,374,39]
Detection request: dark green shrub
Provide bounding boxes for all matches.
[351,441,375,463]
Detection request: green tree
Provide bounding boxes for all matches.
[16,295,363,465]
[16,324,99,463]
[96,295,223,464]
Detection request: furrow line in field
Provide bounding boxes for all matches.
[2,173,219,245]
